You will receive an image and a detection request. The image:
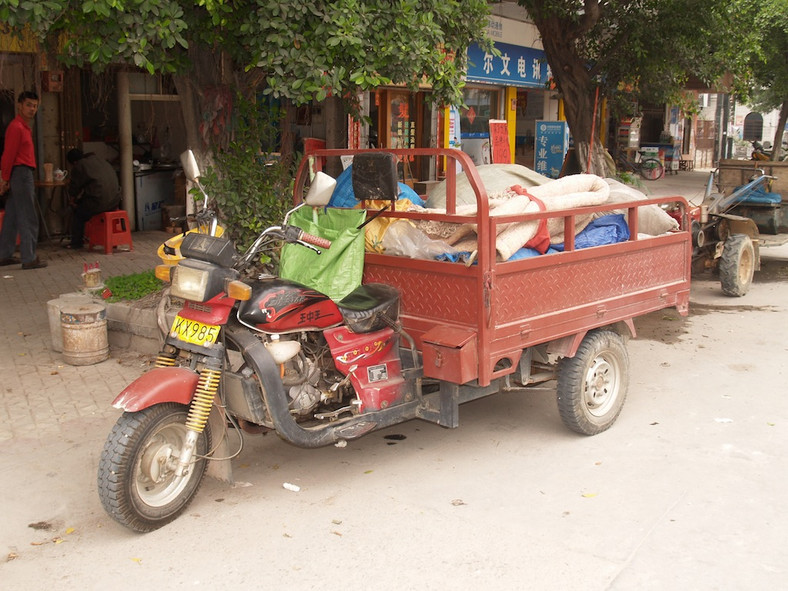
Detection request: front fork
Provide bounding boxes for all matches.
[157,349,223,477]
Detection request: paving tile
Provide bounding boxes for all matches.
[0,231,168,443]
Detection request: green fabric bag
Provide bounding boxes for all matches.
[279,206,367,302]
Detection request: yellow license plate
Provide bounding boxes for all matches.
[170,315,220,346]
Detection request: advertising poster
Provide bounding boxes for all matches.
[534,121,569,179]
[489,119,511,164]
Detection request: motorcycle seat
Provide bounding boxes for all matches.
[337,283,400,333]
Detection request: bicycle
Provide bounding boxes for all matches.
[615,149,665,181]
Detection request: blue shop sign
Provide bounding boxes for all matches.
[535,121,569,179]
[466,41,550,88]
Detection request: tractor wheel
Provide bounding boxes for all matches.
[719,234,755,297]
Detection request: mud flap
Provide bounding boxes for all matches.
[206,405,233,484]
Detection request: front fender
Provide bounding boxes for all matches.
[112,367,199,412]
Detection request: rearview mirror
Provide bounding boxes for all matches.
[180,150,201,182]
[304,171,336,207]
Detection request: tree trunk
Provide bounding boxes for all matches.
[172,45,234,169]
[279,100,297,174]
[771,98,787,161]
[528,12,611,177]
[324,95,347,178]
[172,75,203,156]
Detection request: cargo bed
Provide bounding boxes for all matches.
[297,148,692,387]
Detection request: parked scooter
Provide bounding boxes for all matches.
[751,140,788,162]
[97,152,417,532]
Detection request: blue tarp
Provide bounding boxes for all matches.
[329,164,426,208]
[551,214,630,252]
[731,184,782,206]
[440,214,630,263]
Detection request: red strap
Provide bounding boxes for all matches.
[511,185,550,254]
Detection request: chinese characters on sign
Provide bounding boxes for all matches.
[535,121,569,179]
[390,93,416,149]
[466,41,550,88]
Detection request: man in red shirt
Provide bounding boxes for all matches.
[0,90,47,269]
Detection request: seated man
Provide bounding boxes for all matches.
[65,148,120,249]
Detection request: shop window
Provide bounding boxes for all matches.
[460,88,499,136]
[376,89,425,182]
[459,88,500,166]
[385,90,417,150]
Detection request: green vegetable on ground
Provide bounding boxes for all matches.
[97,270,164,302]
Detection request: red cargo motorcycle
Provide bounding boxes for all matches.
[97,150,647,532]
[97,153,425,532]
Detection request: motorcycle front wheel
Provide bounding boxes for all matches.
[97,402,211,533]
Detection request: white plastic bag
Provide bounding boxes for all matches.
[382,221,459,260]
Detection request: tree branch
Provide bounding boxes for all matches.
[577,0,602,35]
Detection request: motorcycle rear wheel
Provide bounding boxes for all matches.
[97,403,211,532]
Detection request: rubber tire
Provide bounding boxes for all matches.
[556,330,629,435]
[97,403,211,533]
[639,158,664,181]
[719,234,755,297]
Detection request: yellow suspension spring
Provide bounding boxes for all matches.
[154,353,177,368]
[185,367,221,433]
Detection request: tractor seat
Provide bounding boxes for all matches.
[337,283,400,333]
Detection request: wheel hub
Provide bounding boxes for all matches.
[739,248,753,282]
[584,356,619,416]
[139,438,176,483]
[134,423,195,507]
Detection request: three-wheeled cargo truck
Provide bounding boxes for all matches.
[298,148,692,435]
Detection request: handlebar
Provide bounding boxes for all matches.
[235,223,332,270]
[298,231,331,249]
[280,225,331,249]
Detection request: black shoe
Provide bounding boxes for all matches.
[0,256,20,266]
[21,257,47,269]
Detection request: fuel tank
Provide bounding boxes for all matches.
[237,278,343,333]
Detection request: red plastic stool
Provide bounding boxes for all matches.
[84,210,133,255]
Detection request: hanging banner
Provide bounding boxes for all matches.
[535,121,569,179]
[489,120,511,164]
[448,106,462,172]
[348,115,361,149]
[449,106,461,150]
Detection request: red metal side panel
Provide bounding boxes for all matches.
[495,236,690,324]
[363,233,691,387]
[363,258,480,340]
[485,234,692,382]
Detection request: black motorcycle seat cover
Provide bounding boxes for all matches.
[337,283,400,333]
